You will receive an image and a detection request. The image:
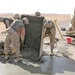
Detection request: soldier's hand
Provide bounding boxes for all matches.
[1,31,6,34]
[43,34,46,38]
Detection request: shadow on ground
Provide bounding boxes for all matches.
[0,54,75,75]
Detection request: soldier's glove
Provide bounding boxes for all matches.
[1,30,6,34]
[1,29,8,34]
[43,34,46,38]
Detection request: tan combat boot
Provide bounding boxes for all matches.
[5,54,9,59]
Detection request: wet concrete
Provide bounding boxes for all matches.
[0,55,75,75]
[40,55,75,74]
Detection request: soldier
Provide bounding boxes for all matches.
[44,20,56,56]
[0,13,20,29]
[0,17,13,28]
[3,17,14,28]
[4,17,29,62]
[67,15,75,36]
[1,14,21,55]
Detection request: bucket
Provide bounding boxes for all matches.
[66,37,72,44]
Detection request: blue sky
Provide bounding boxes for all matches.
[0,0,75,14]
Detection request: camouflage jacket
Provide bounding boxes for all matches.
[44,20,55,35]
[9,20,25,42]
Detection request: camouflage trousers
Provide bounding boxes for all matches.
[4,28,21,57]
[49,34,55,53]
[44,27,56,53]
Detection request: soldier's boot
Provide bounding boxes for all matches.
[19,54,23,58]
[15,57,23,63]
[5,54,9,60]
[50,48,54,56]
[2,54,9,63]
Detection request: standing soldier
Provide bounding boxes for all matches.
[4,17,29,62]
[44,20,56,56]
[68,15,75,36]
[67,7,75,36]
[1,14,21,54]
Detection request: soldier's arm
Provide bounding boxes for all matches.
[20,27,25,43]
[69,26,73,31]
[50,27,56,35]
[5,19,10,28]
[71,16,75,25]
[43,27,46,38]
[1,29,8,34]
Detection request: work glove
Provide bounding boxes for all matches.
[1,30,7,34]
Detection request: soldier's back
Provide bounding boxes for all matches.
[10,20,24,32]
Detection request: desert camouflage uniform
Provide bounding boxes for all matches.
[71,15,75,26]
[5,14,21,54]
[4,20,25,60]
[44,20,56,54]
[68,15,75,36]
[0,17,13,28]
[3,13,20,28]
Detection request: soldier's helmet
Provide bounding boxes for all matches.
[23,17,29,24]
[44,20,52,28]
[35,11,41,16]
[13,13,20,19]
